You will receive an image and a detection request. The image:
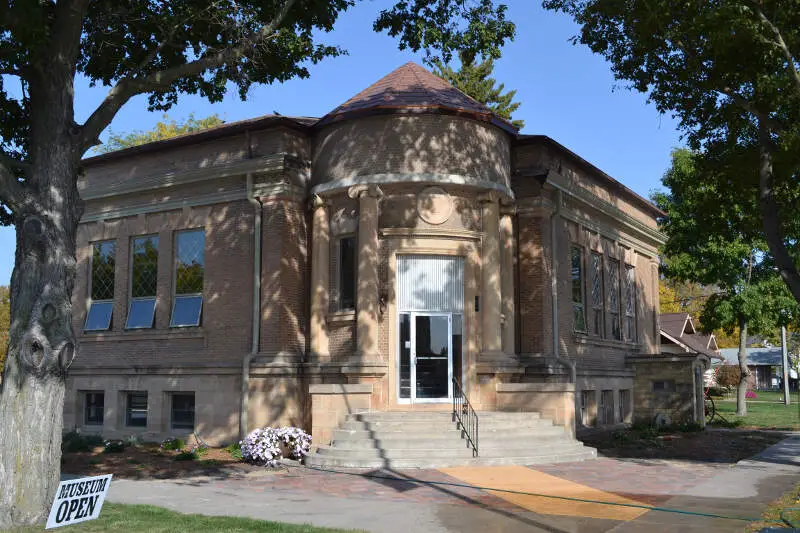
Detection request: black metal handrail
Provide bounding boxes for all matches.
[452,377,478,457]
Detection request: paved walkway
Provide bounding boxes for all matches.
[102,435,800,532]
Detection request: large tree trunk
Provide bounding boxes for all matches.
[0,68,83,526]
[736,320,750,417]
[758,121,800,306]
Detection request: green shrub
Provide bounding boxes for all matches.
[160,437,185,451]
[224,442,243,460]
[62,431,104,453]
[103,440,126,453]
[175,450,198,461]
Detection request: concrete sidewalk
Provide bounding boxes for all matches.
[100,435,800,533]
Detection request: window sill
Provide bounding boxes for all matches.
[328,310,356,324]
[80,329,205,342]
[573,334,640,350]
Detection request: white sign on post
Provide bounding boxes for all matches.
[45,474,112,529]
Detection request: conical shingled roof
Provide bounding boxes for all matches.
[318,62,517,133]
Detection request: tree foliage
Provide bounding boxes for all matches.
[652,149,797,339]
[543,0,800,308]
[652,148,797,415]
[433,51,524,128]
[94,114,225,154]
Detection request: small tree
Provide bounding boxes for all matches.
[433,51,524,129]
[716,365,742,390]
[95,114,225,154]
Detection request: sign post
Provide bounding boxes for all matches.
[45,474,112,529]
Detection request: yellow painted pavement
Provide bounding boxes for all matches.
[439,465,650,522]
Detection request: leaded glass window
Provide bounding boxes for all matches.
[608,258,621,340]
[590,253,603,337]
[171,230,204,327]
[85,241,116,331]
[126,235,158,329]
[338,236,356,310]
[624,265,636,342]
[571,246,586,332]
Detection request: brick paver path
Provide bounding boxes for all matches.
[196,457,724,511]
[532,458,726,506]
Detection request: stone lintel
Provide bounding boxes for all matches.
[496,382,576,393]
[309,383,373,395]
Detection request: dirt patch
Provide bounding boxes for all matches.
[61,443,263,479]
[580,428,788,463]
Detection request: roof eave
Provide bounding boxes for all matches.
[514,134,666,218]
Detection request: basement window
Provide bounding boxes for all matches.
[125,392,148,427]
[171,393,195,430]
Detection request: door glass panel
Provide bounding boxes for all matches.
[452,314,463,387]
[399,314,411,399]
[415,315,449,399]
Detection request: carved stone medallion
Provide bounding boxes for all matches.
[416,187,453,225]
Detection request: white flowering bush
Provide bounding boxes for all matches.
[277,426,312,460]
[240,426,312,467]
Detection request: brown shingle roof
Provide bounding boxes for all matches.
[660,312,723,360]
[317,62,517,134]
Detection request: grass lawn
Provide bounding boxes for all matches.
[717,390,797,403]
[746,481,800,532]
[4,503,362,533]
[715,399,800,430]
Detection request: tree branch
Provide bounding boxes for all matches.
[0,154,31,173]
[757,120,800,305]
[719,86,785,133]
[747,2,800,98]
[49,0,91,66]
[0,159,26,214]
[79,0,297,153]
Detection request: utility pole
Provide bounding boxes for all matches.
[781,325,790,406]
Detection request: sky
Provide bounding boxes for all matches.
[0,1,684,286]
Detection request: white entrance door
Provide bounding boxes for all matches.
[399,312,453,402]
[396,255,464,404]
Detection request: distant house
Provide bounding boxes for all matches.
[660,313,722,362]
[717,348,799,390]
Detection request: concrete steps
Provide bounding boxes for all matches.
[305,411,596,469]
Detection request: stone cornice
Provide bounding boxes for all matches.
[312,172,514,200]
[80,183,305,223]
[545,170,666,246]
[379,227,482,241]
[80,153,293,201]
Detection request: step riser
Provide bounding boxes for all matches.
[306,451,597,469]
[340,421,556,432]
[315,443,586,459]
[347,413,541,422]
[332,427,564,441]
[331,436,576,450]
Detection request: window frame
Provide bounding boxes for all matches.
[84,240,116,332]
[607,257,621,340]
[623,264,637,343]
[590,252,604,337]
[618,389,631,423]
[126,234,159,329]
[170,228,205,328]
[336,234,357,311]
[170,392,196,431]
[580,390,595,427]
[83,391,105,426]
[125,391,148,428]
[570,245,587,333]
[599,389,614,425]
